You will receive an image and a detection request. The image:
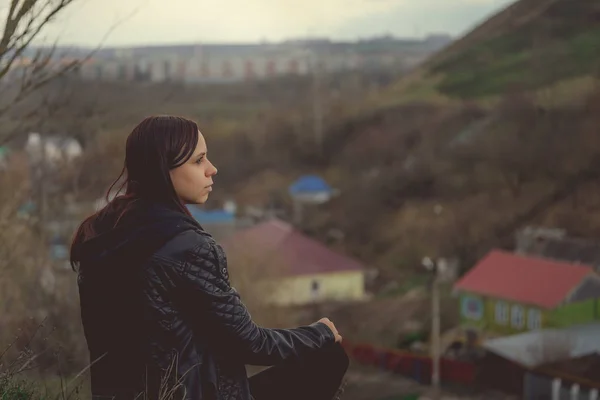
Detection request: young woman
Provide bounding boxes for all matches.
[71,116,349,400]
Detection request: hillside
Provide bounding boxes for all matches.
[296,0,600,273]
[383,0,600,102]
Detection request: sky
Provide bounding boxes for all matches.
[30,0,516,47]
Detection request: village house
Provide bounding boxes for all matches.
[454,250,600,336]
[24,132,83,165]
[222,218,367,306]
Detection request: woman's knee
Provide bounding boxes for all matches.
[303,342,349,373]
[322,343,350,374]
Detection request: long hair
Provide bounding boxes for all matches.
[70,116,199,270]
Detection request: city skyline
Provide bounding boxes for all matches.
[34,0,515,48]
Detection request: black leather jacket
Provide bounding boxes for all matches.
[76,202,335,400]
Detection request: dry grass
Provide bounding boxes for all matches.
[0,156,93,399]
[0,155,45,339]
[0,318,90,400]
[322,284,458,349]
[534,76,600,108]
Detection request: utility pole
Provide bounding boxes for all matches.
[422,257,442,399]
[292,198,303,226]
[39,133,47,242]
[428,206,445,398]
[311,51,324,156]
[431,270,441,394]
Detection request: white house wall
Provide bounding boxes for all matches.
[261,271,366,306]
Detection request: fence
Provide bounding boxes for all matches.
[342,341,600,399]
[342,341,476,386]
[525,371,600,400]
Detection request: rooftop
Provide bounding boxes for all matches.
[454,250,594,308]
[187,205,235,224]
[222,218,364,277]
[483,323,600,368]
[288,175,333,195]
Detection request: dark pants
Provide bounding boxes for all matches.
[249,342,350,400]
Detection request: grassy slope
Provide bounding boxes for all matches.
[381,0,600,103]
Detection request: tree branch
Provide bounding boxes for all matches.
[0,0,141,142]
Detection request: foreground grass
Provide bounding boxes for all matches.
[0,373,89,400]
[0,376,42,400]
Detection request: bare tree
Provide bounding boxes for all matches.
[0,153,47,342]
[0,0,83,121]
[0,0,140,147]
[0,1,92,370]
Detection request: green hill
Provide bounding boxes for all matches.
[393,0,600,100]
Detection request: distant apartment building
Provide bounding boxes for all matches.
[124,49,315,83]
[81,52,327,84]
[75,35,452,84]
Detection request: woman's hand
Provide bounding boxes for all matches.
[318,318,343,343]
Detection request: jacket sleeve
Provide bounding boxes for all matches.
[179,237,336,366]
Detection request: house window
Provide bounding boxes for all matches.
[527,309,542,330]
[495,301,509,325]
[511,305,525,329]
[461,296,483,320]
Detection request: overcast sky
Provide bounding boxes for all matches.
[32,0,515,47]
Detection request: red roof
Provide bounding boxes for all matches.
[454,250,593,309]
[222,219,364,277]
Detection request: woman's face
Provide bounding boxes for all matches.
[170,131,218,204]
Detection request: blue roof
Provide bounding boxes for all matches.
[187,205,234,224]
[289,175,332,195]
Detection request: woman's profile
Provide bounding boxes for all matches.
[70,116,349,400]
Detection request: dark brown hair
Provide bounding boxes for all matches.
[70,115,199,269]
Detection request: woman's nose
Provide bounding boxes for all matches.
[208,161,217,176]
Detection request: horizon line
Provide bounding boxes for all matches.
[31,32,453,50]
